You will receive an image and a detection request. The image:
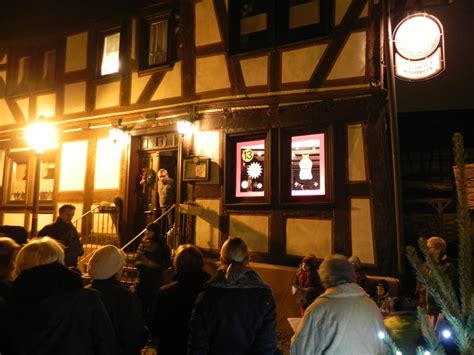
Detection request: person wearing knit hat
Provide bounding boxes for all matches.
[87,245,125,280]
[292,254,324,316]
[87,245,146,355]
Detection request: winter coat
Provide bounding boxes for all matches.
[135,235,171,320]
[292,268,324,309]
[189,265,278,355]
[8,262,118,355]
[38,218,84,267]
[150,270,210,355]
[290,283,386,355]
[89,278,146,355]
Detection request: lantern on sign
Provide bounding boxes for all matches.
[393,13,445,81]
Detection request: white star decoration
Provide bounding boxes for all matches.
[247,162,262,179]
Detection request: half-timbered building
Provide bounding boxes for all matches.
[0,0,396,322]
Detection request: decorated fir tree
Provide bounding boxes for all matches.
[406,133,474,355]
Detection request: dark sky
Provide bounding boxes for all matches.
[396,0,474,112]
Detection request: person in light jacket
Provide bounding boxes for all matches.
[290,254,386,355]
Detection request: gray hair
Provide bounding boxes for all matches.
[15,237,65,276]
[318,254,356,288]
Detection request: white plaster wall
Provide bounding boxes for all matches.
[65,32,88,72]
[229,214,269,253]
[196,55,230,93]
[240,56,268,87]
[64,82,86,114]
[16,98,29,121]
[0,99,16,126]
[286,218,332,258]
[59,141,88,191]
[350,198,375,264]
[281,45,327,83]
[37,93,56,118]
[152,62,182,100]
[347,123,367,181]
[327,31,366,80]
[131,72,151,104]
[95,81,120,109]
[195,0,222,46]
[195,198,220,250]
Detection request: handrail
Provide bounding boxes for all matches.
[120,204,176,251]
[72,205,101,224]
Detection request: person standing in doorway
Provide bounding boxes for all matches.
[157,169,176,231]
[38,204,84,268]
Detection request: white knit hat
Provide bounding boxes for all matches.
[87,245,125,280]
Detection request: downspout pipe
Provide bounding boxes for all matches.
[382,0,406,279]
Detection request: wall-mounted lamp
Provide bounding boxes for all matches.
[25,120,59,154]
[109,126,129,145]
[176,119,193,136]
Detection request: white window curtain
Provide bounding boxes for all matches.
[101,32,120,75]
[148,20,168,65]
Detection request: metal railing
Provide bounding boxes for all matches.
[76,204,120,271]
[120,204,176,286]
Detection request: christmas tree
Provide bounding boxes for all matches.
[406,133,473,355]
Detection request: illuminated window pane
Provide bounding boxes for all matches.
[39,161,55,200]
[236,139,265,197]
[59,141,88,191]
[10,162,27,201]
[101,32,120,75]
[291,133,325,196]
[240,1,268,36]
[3,213,25,226]
[94,138,121,190]
[0,150,5,190]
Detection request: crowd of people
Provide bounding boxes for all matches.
[0,226,458,354]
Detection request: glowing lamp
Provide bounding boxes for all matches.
[24,121,59,153]
[442,329,452,339]
[109,127,129,144]
[176,119,193,136]
[396,352,402,355]
[377,331,385,340]
[393,13,445,81]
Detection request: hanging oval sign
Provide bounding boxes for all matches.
[241,148,254,162]
[393,13,445,81]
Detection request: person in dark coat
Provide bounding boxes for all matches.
[150,244,210,355]
[38,204,84,267]
[188,237,278,355]
[8,237,118,355]
[87,245,146,355]
[135,222,171,322]
[0,237,19,354]
[0,225,28,245]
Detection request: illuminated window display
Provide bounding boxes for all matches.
[39,161,55,200]
[291,133,325,196]
[235,139,265,197]
[10,161,27,201]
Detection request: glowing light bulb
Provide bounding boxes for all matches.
[442,329,452,339]
[424,351,431,355]
[396,351,402,355]
[377,331,385,340]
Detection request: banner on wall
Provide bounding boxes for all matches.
[393,13,445,81]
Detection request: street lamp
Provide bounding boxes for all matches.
[24,120,58,237]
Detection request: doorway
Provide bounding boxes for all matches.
[127,132,179,240]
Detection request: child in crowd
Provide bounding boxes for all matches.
[348,255,371,294]
[373,279,394,318]
[292,254,324,316]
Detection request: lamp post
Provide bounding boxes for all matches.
[24,121,58,237]
[175,118,193,249]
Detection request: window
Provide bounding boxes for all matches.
[41,50,56,82]
[100,32,121,76]
[139,12,174,71]
[229,0,331,54]
[225,132,270,204]
[290,133,325,196]
[39,160,55,201]
[280,126,331,204]
[9,160,27,202]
